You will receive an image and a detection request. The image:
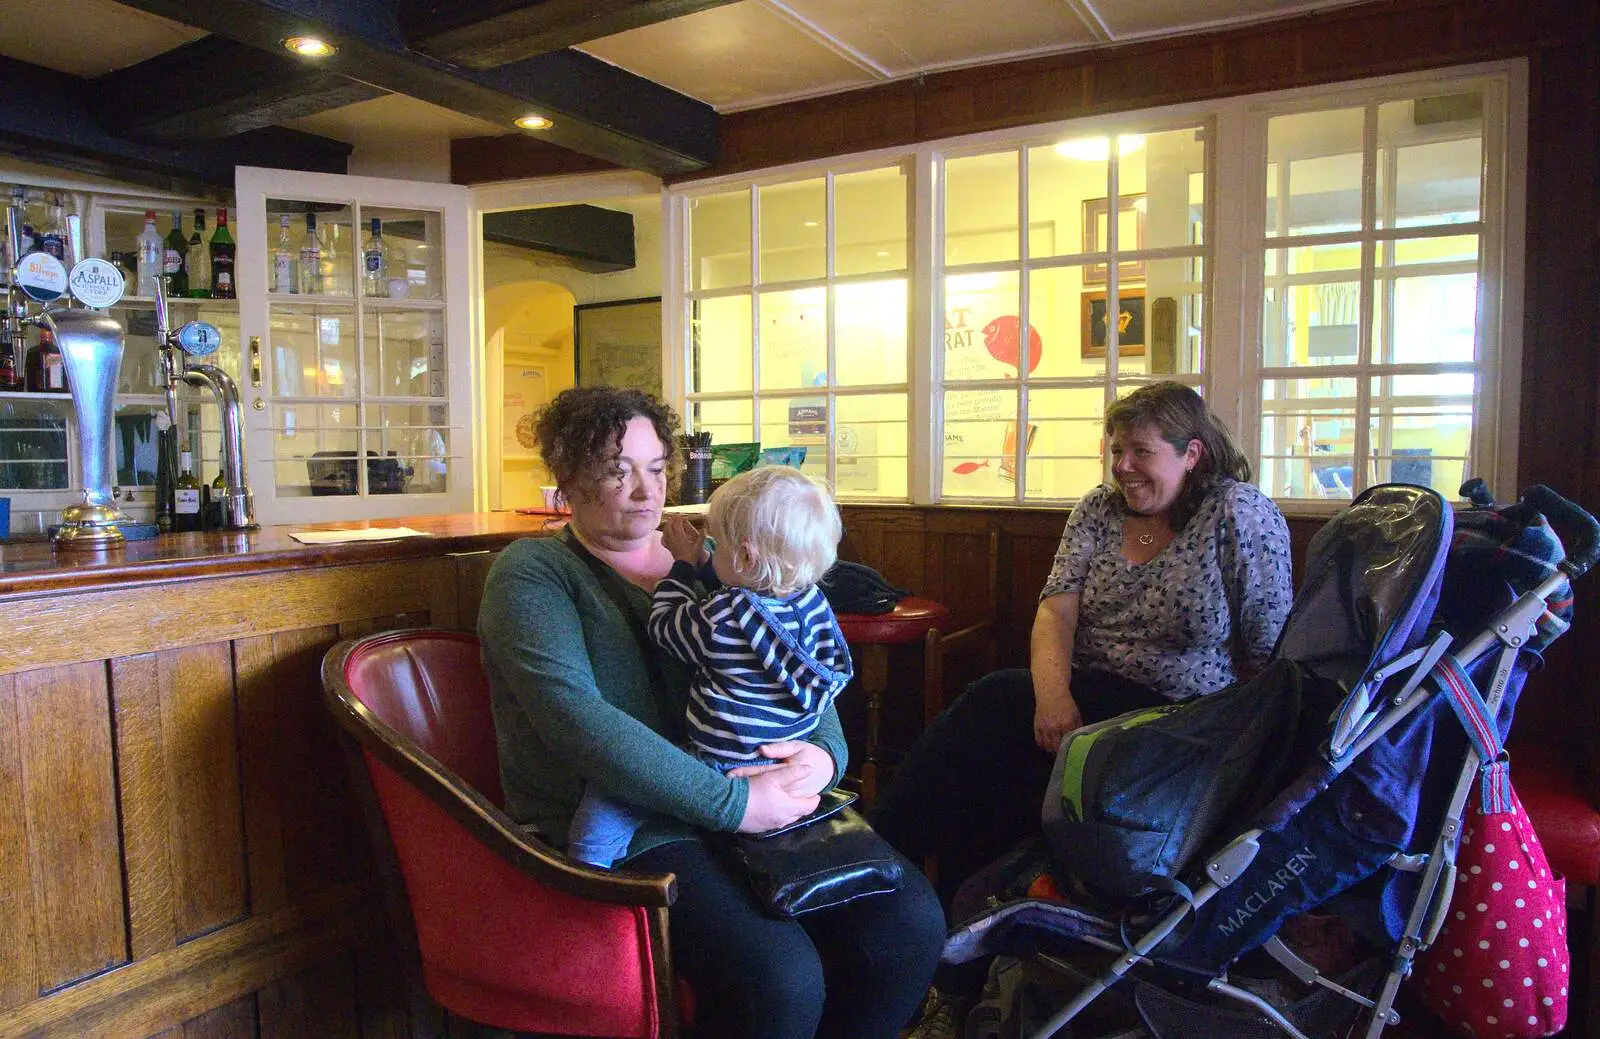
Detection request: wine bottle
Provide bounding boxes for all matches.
[163,209,189,298]
[154,424,175,533]
[205,468,226,530]
[186,209,211,298]
[174,450,202,533]
[0,342,23,391]
[297,212,320,295]
[136,210,162,298]
[272,214,295,294]
[209,208,236,299]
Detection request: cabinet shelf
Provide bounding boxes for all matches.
[115,296,239,308]
[265,292,444,309]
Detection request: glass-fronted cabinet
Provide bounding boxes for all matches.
[235,167,472,522]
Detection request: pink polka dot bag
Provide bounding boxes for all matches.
[1415,783,1568,1038]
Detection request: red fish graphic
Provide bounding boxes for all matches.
[951,460,991,475]
[981,315,1043,374]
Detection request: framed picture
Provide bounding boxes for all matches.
[574,296,663,397]
[1082,194,1146,286]
[1081,289,1146,358]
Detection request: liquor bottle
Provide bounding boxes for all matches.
[297,212,320,295]
[154,423,175,533]
[0,343,23,391]
[136,210,163,298]
[174,450,202,532]
[319,219,343,295]
[362,217,389,297]
[186,209,211,298]
[40,194,66,263]
[209,208,236,299]
[272,214,295,294]
[25,326,67,393]
[163,209,189,298]
[204,468,226,530]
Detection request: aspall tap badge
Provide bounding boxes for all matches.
[15,250,68,304]
[68,256,125,310]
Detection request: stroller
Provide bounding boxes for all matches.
[944,482,1598,1039]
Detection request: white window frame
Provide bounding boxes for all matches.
[663,59,1527,509]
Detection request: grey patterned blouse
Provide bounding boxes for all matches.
[1040,479,1293,701]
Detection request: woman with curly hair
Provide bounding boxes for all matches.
[477,386,943,1039]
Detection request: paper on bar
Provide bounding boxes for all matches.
[289,527,431,544]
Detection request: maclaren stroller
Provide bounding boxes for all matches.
[944,482,1598,1039]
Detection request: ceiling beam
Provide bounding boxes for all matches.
[0,55,351,194]
[111,0,719,176]
[399,0,744,69]
[93,37,388,143]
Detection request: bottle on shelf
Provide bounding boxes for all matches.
[40,193,67,263]
[0,343,23,391]
[163,209,189,298]
[297,212,320,295]
[272,214,295,294]
[204,468,225,530]
[320,218,343,295]
[362,217,390,298]
[136,210,163,298]
[209,207,236,299]
[154,422,175,533]
[174,450,202,533]
[186,208,211,298]
[25,326,67,393]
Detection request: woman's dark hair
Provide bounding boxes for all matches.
[1104,381,1250,529]
[535,387,679,500]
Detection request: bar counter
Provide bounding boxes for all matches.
[0,511,558,1039]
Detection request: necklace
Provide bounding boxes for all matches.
[1137,533,1155,546]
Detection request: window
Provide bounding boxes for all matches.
[681,167,910,498]
[1251,84,1505,501]
[667,65,1522,507]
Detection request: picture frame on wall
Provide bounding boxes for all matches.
[1081,289,1147,358]
[1082,194,1147,286]
[574,296,663,397]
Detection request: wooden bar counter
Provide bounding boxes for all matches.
[0,513,560,1039]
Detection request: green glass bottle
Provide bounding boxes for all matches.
[209,208,236,299]
[163,210,189,297]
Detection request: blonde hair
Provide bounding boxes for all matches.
[706,466,841,597]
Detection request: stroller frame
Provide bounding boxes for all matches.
[963,484,1598,1039]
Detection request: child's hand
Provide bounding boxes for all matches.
[661,515,707,565]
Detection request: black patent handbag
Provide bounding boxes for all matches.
[728,788,905,918]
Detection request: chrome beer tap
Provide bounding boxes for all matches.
[153,275,256,530]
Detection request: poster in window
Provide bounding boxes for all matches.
[575,297,662,398]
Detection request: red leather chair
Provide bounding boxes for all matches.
[322,628,683,1038]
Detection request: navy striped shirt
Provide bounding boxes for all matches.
[649,561,855,763]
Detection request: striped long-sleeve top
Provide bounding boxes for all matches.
[648,560,855,764]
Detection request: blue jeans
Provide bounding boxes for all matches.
[569,754,764,867]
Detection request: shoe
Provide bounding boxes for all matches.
[906,987,968,1039]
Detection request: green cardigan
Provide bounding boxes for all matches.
[478,534,849,860]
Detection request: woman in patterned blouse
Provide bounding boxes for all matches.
[883,382,1293,1038]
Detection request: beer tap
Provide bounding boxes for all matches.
[153,275,256,530]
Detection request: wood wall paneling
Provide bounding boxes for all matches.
[0,674,37,1011]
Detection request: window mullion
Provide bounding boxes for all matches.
[1352,101,1380,490]
[748,187,761,442]
[1016,146,1029,504]
[824,171,838,493]
[911,149,938,504]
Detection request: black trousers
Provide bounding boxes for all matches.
[871,667,1167,911]
[628,835,945,1039]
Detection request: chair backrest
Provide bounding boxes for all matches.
[336,627,504,804]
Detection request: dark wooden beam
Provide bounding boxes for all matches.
[0,54,350,195]
[451,134,620,183]
[112,0,718,176]
[400,0,743,69]
[93,37,387,142]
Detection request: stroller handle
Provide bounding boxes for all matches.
[1526,484,1600,579]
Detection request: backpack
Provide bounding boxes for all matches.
[1041,658,1310,900]
[817,560,909,615]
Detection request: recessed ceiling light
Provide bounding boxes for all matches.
[515,113,554,131]
[283,36,336,58]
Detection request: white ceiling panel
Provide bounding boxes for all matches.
[0,0,202,77]
[578,2,882,112]
[1085,0,1367,41]
[782,0,1102,76]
